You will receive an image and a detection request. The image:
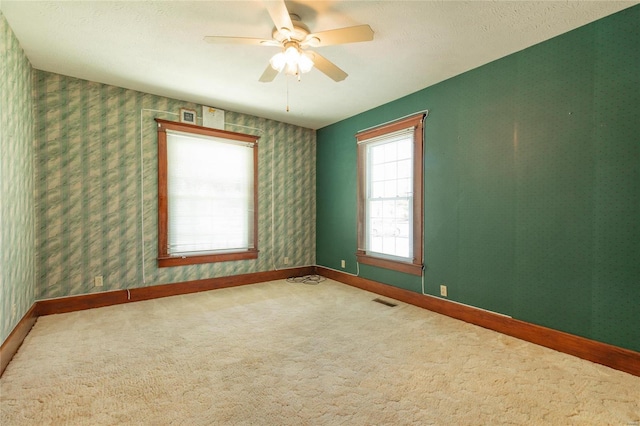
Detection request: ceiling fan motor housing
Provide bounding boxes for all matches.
[273,14,313,44]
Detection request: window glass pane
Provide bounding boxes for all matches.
[364,133,414,260]
[371,236,383,252]
[167,132,253,255]
[382,236,397,255]
[384,162,397,180]
[397,139,412,160]
[370,219,383,237]
[382,199,396,218]
[372,164,385,182]
[384,180,397,198]
[397,178,411,197]
[384,142,397,162]
[371,145,386,165]
[370,200,383,218]
[397,221,409,238]
[395,237,410,258]
[372,181,384,198]
[397,159,411,178]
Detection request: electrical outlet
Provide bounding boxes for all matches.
[341,260,346,268]
[95,276,103,287]
[284,257,289,265]
[440,285,447,297]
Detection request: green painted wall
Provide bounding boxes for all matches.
[34,72,316,299]
[0,12,36,343]
[317,6,640,352]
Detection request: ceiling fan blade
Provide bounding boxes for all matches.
[303,25,374,47]
[264,0,294,36]
[309,52,348,82]
[259,64,279,83]
[204,36,278,46]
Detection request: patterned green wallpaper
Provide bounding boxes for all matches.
[34,72,316,299]
[0,13,36,343]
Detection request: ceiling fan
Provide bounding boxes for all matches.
[204,0,374,82]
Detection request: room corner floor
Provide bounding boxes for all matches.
[1,278,638,424]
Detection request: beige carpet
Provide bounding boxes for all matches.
[1,278,638,425]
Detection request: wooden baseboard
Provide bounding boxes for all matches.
[316,266,640,377]
[6,266,636,378]
[37,266,315,316]
[0,304,38,377]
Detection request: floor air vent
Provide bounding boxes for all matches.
[372,298,397,307]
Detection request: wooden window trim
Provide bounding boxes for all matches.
[156,118,259,268]
[355,114,424,276]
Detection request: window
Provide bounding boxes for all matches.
[356,114,424,276]
[156,119,259,267]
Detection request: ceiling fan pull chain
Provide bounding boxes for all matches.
[286,75,290,112]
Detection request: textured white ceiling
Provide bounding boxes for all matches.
[2,1,637,129]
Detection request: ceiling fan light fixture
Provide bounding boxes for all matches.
[270,41,314,76]
[299,52,314,73]
[283,44,300,62]
[284,61,298,76]
[269,52,286,72]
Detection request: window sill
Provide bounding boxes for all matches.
[356,252,423,276]
[158,249,259,267]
